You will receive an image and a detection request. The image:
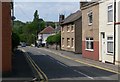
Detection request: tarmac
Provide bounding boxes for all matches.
[39,48,120,74]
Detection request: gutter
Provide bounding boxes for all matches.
[113,0,116,64]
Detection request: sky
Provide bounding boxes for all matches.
[14,2,80,23]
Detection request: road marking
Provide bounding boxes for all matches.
[57,61,68,67]
[20,49,48,82]
[41,48,120,74]
[73,70,94,80]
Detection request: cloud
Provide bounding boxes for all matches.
[14,2,80,22]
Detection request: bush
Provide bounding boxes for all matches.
[46,32,61,45]
[12,32,20,51]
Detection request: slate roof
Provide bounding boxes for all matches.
[62,10,82,25]
[39,26,55,34]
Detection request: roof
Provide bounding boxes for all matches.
[62,10,82,25]
[39,26,55,34]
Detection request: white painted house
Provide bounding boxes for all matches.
[37,26,54,46]
[99,0,120,65]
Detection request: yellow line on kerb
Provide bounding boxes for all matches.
[21,49,48,82]
[44,49,120,74]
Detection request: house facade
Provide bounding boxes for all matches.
[80,2,99,60]
[61,10,82,53]
[99,0,120,65]
[37,26,54,46]
[115,0,120,65]
[0,2,13,73]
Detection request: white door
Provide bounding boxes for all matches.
[101,33,106,63]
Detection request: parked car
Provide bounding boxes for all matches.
[21,42,26,47]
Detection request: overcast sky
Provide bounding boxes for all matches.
[14,2,80,23]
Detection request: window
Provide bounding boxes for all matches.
[61,27,64,32]
[67,26,70,32]
[71,38,74,48]
[88,11,93,25]
[86,37,94,50]
[107,36,113,53]
[108,4,113,22]
[62,38,64,47]
[71,24,74,32]
[67,38,70,47]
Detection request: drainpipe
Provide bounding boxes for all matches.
[113,0,116,64]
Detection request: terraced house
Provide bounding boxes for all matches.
[80,2,99,60]
[61,10,82,54]
[99,0,120,65]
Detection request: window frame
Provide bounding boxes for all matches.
[85,37,94,51]
[107,36,114,54]
[67,25,70,32]
[107,4,113,23]
[71,38,74,48]
[67,38,70,47]
[62,38,64,47]
[87,11,93,25]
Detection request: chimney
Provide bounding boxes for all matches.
[59,14,65,25]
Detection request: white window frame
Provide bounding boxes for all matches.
[62,38,64,47]
[71,38,74,48]
[107,4,113,23]
[67,38,70,47]
[61,27,64,33]
[85,37,94,51]
[67,25,70,32]
[87,11,93,25]
[107,36,114,54]
[71,24,74,32]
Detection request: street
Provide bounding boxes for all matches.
[21,46,119,80]
[20,46,119,81]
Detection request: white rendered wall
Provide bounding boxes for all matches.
[115,0,120,65]
[99,0,114,63]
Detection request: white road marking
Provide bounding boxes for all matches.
[57,61,68,67]
[73,70,94,80]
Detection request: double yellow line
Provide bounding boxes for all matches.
[21,49,48,82]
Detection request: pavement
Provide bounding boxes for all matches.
[2,49,34,81]
[39,47,120,74]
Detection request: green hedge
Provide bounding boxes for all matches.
[46,32,61,45]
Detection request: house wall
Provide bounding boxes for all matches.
[61,24,75,52]
[75,18,82,53]
[81,3,99,60]
[115,0,120,65]
[42,34,52,44]
[1,2,12,73]
[0,2,2,72]
[99,0,114,63]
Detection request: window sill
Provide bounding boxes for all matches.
[107,53,114,55]
[67,31,70,32]
[67,46,70,48]
[85,49,94,52]
[88,23,92,26]
[107,22,113,25]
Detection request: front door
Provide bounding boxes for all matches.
[101,32,106,63]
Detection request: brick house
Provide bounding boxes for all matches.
[80,2,99,60]
[0,2,13,73]
[61,10,82,54]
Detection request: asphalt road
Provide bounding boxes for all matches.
[21,46,119,80]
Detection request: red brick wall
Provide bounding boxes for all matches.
[2,2,12,72]
[82,41,99,60]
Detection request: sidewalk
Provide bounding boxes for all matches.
[40,48,120,74]
[3,50,34,81]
